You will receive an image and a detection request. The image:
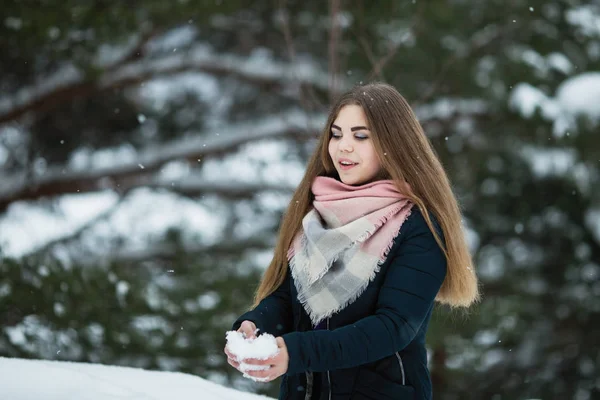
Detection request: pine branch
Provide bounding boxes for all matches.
[152,179,297,199]
[0,111,323,212]
[0,44,333,125]
[81,237,276,266]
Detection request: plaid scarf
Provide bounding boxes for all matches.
[287,176,413,326]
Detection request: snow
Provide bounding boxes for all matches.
[0,187,227,258]
[225,331,278,363]
[0,144,7,165]
[0,357,273,400]
[136,72,221,114]
[94,34,142,68]
[4,16,23,30]
[145,25,199,54]
[225,331,279,383]
[0,110,321,193]
[99,43,333,96]
[510,83,558,119]
[519,146,577,178]
[68,144,139,171]
[555,73,600,120]
[0,191,118,256]
[200,140,306,186]
[0,37,335,124]
[566,5,600,37]
[0,110,320,259]
[546,53,574,75]
[510,72,600,136]
[518,48,575,77]
[414,98,488,122]
[586,209,600,244]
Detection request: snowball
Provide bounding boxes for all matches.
[225,331,279,382]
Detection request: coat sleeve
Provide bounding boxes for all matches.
[282,211,447,375]
[231,267,294,337]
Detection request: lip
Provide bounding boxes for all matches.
[338,158,358,171]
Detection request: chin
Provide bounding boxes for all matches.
[339,176,366,186]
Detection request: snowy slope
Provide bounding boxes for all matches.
[0,357,273,400]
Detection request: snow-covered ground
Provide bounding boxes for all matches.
[0,357,274,400]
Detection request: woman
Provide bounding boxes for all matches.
[225,82,479,399]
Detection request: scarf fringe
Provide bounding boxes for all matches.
[289,202,414,325]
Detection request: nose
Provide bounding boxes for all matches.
[338,136,354,153]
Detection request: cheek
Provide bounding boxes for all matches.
[327,140,336,161]
[363,147,381,171]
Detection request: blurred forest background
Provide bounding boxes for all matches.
[1,1,599,399]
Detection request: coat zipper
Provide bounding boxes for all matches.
[395,352,406,385]
[303,306,312,400]
[327,318,332,400]
[304,371,313,400]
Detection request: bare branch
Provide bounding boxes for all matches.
[0,111,324,211]
[358,3,426,82]
[276,1,326,137]
[358,36,383,80]
[328,0,342,100]
[277,1,297,63]
[416,24,518,105]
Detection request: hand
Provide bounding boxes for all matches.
[240,337,289,383]
[224,320,258,371]
[238,320,258,339]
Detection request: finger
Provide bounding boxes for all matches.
[224,347,237,360]
[244,367,273,379]
[238,328,252,339]
[240,328,257,339]
[227,358,240,369]
[246,351,281,365]
[226,355,240,366]
[239,321,258,339]
[243,357,272,366]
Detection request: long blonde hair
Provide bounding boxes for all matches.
[252,82,479,309]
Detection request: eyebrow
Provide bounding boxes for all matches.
[331,124,370,131]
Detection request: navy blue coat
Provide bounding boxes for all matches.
[232,209,447,400]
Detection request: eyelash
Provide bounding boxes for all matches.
[330,132,369,140]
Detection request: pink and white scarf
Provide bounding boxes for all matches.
[287,176,414,325]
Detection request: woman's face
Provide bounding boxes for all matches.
[328,104,382,186]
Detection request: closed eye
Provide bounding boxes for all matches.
[330,131,369,140]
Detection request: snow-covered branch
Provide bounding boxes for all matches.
[0,42,335,125]
[81,236,276,266]
[100,44,333,93]
[28,193,132,258]
[151,178,297,198]
[0,111,324,211]
[0,101,490,212]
